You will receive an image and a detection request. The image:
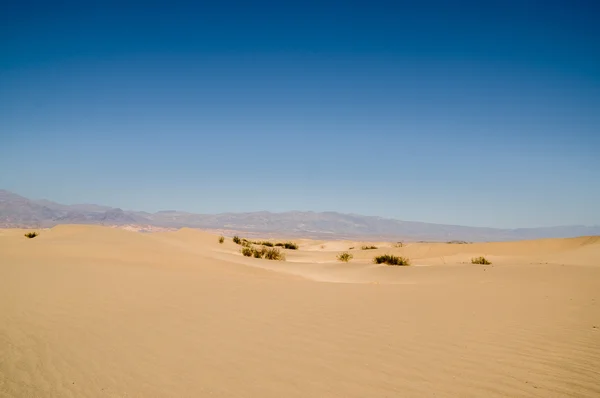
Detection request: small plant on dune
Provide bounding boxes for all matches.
[471,256,491,265]
[337,252,353,262]
[259,241,274,247]
[393,242,404,248]
[349,246,355,250]
[233,236,242,245]
[361,245,378,250]
[274,242,284,247]
[263,247,285,261]
[373,254,410,266]
[241,246,284,261]
[24,232,39,239]
[283,242,298,250]
[241,240,253,248]
[218,236,225,244]
[448,240,469,244]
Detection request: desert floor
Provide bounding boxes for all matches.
[1,225,599,397]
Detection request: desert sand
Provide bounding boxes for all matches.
[1,225,599,397]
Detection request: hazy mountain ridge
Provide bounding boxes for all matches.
[1,189,598,241]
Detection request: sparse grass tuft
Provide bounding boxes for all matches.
[448,240,469,244]
[233,236,241,245]
[255,241,273,247]
[349,246,355,250]
[24,232,39,239]
[373,254,410,266]
[393,242,403,248]
[361,245,378,250]
[241,247,253,257]
[337,252,353,262]
[218,236,225,244]
[274,242,284,247]
[471,256,491,265]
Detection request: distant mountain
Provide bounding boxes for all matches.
[1,189,599,241]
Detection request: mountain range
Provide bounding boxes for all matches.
[1,189,598,242]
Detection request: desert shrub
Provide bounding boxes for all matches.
[241,240,253,247]
[448,240,469,244]
[259,241,274,247]
[349,246,355,250]
[24,232,39,239]
[471,256,491,265]
[218,236,225,244]
[337,252,353,262]
[373,254,410,266]
[361,245,378,250]
[233,236,241,245]
[241,246,285,261]
[274,242,284,247]
[283,242,298,250]
[263,247,285,261]
[393,242,403,248]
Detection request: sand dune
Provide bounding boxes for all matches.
[1,225,599,397]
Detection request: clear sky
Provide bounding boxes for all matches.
[1,1,599,228]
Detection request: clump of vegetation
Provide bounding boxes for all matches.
[361,245,378,250]
[349,246,355,250]
[263,247,285,261]
[337,252,353,262]
[218,236,225,244]
[471,256,491,265]
[233,236,242,245]
[241,240,252,248]
[393,242,404,248]
[254,241,273,247]
[241,245,285,261]
[272,242,298,249]
[447,240,469,244]
[24,232,39,239]
[373,254,410,266]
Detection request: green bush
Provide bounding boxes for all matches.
[361,245,377,250]
[373,254,410,266]
[471,256,491,265]
[337,252,353,262]
[264,247,285,261]
[24,232,39,239]
[233,236,241,245]
[241,246,285,261]
[283,242,298,250]
[218,236,225,244]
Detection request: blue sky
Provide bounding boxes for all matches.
[1,1,599,228]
